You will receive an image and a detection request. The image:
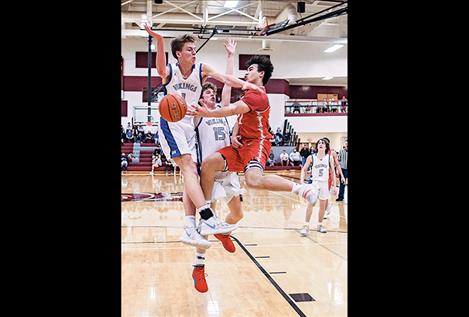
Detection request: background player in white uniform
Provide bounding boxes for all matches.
[144,25,244,249]
[300,139,337,235]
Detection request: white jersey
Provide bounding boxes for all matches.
[163,62,203,126]
[158,63,203,161]
[310,153,330,182]
[194,107,231,162]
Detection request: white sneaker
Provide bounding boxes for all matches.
[198,215,238,236]
[149,172,154,175]
[180,227,211,249]
[323,204,333,219]
[299,225,309,236]
[298,184,319,205]
[317,224,327,233]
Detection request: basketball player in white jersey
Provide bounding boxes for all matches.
[187,39,244,292]
[195,82,244,245]
[144,26,259,250]
[299,139,337,235]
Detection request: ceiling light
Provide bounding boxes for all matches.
[224,1,239,8]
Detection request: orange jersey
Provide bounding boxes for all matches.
[237,87,272,140]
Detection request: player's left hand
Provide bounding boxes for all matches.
[143,24,162,40]
[231,135,243,148]
[224,38,237,56]
[186,104,197,116]
[187,101,211,117]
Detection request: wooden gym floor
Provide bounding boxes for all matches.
[122,170,347,317]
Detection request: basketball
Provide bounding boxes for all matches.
[159,93,187,122]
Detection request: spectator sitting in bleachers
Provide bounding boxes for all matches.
[125,129,134,143]
[121,152,129,172]
[127,152,136,163]
[126,122,132,133]
[132,125,142,143]
[150,153,162,175]
[300,144,311,166]
[283,131,291,145]
[289,149,302,166]
[269,129,276,146]
[136,125,145,142]
[267,152,275,167]
[292,102,301,114]
[280,150,289,166]
[341,96,347,112]
[165,158,176,176]
[274,128,284,146]
[144,131,153,143]
[154,142,162,155]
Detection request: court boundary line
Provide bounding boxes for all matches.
[120,224,347,233]
[301,232,347,260]
[231,236,308,317]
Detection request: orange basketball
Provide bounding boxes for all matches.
[159,93,187,122]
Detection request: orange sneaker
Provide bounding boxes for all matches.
[214,234,236,253]
[192,265,208,293]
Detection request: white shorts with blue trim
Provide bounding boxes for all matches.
[159,117,197,163]
[211,172,245,203]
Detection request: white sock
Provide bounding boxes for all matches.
[195,252,205,266]
[304,221,310,227]
[195,202,211,213]
[184,216,196,228]
[291,183,302,194]
[318,222,323,227]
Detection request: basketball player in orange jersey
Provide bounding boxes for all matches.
[188,55,320,209]
[144,26,260,250]
[299,139,337,235]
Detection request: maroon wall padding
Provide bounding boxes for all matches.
[203,78,289,95]
[135,52,168,68]
[289,85,347,99]
[121,100,128,117]
[266,79,290,95]
[238,54,270,70]
[123,76,162,91]
[123,76,346,99]
[121,56,124,89]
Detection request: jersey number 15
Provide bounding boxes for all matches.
[213,127,225,141]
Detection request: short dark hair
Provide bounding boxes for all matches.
[245,55,274,85]
[171,34,196,59]
[201,82,217,94]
